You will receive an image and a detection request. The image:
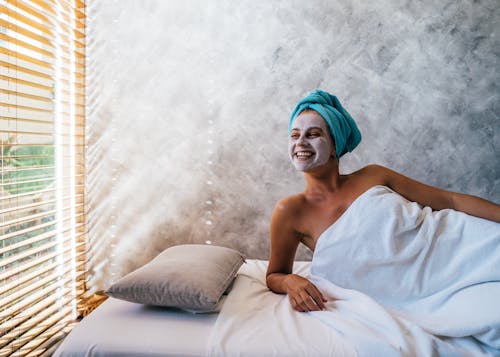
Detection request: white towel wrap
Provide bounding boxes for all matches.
[311,185,500,350]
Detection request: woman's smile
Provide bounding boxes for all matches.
[295,150,315,160]
[289,111,335,171]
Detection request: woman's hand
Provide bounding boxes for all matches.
[283,274,327,312]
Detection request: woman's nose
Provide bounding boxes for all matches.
[297,134,308,145]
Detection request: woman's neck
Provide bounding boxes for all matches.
[303,159,342,195]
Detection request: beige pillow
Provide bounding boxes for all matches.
[105,244,245,313]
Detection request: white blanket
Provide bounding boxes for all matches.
[207,260,357,357]
[208,260,496,356]
[311,185,500,354]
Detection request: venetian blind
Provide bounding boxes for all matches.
[0,0,86,355]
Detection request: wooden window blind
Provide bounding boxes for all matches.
[0,0,86,355]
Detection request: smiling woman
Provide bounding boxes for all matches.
[268,89,500,308]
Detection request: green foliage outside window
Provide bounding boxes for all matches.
[1,141,56,267]
[1,144,55,195]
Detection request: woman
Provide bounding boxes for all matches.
[266,89,500,314]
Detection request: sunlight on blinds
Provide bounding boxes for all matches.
[0,0,86,355]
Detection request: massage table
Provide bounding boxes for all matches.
[53,258,497,356]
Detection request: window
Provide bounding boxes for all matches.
[1,0,86,355]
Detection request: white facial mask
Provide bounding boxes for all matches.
[288,111,335,171]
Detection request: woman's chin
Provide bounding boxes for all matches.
[292,161,317,172]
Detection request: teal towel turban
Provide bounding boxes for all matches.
[289,90,362,158]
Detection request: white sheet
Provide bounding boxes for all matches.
[311,185,500,355]
[53,297,218,357]
[310,277,496,356]
[209,260,498,357]
[54,261,354,357]
[54,253,500,356]
[207,260,357,357]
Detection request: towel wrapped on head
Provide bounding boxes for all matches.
[289,90,362,159]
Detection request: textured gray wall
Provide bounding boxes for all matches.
[86,0,500,291]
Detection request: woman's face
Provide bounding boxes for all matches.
[289,110,335,172]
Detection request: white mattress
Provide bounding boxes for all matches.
[55,260,325,357]
[55,260,355,357]
[53,296,218,357]
[54,259,495,356]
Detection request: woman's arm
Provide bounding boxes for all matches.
[266,197,326,312]
[367,164,500,222]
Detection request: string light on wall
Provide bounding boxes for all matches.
[107,16,120,281]
[107,87,119,284]
[204,119,215,245]
[108,117,118,283]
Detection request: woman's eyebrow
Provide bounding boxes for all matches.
[291,126,324,131]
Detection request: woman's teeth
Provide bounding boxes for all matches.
[296,151,313,158]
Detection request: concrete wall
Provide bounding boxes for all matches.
[85,0,499,290]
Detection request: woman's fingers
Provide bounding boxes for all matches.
[285,274,328,312]
[305,285,327,309]
[296,287,326,311]
[299,291,322,311]
[289,296,305,312]
[289,293,316,312]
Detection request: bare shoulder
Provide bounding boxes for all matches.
[354,164,456,210]
[341,164,388,188]
[357,164,389,179]
[273,193,304,217]
[352,163,432,193]
[270,193,307,240]
[271,194,304,232]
